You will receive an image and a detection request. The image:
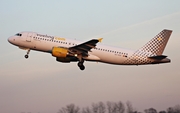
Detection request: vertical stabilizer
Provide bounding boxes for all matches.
[138,29,172,55]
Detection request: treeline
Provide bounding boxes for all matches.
[57,101,180,113]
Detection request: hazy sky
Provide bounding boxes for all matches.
[0,0,180,113]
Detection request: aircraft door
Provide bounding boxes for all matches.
[25,33,37,48]
[26,33,32,42]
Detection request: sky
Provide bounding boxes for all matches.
[0,0,180,113]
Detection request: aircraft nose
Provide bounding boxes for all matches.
[8,36,14,44]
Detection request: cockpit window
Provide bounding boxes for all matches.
[15,33,22,36]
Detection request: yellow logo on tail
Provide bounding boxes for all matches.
[157,37,162,41]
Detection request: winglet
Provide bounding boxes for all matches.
[98,38,103,42]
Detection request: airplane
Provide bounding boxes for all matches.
[8,29,172,70]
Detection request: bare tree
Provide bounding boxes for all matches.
[173,105,180,113]
[57,104,80,113]
[98,102,106,113]
[167,105,180,113]
[159,111,166,113]
[107,101,112,113]
[107,101,125,113]
[167,107,174,113]
[144,108,157,113]
[57,107,67,113]
[92,103,99,113]
[133,111,142,113]
[57,101,180,113]
[91,102,106,113]
[126,101,134,113]
[116,101,125,113]
[82,107,92,113]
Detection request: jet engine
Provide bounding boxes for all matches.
[52,47,68,58]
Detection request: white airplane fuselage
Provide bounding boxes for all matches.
[8,30,172,70]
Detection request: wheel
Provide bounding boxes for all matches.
[79,65,85,70]
[77,61,85,70]
[78,62,83,67]
[25,55,29,59]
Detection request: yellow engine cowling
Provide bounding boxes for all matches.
[52,47,68,58]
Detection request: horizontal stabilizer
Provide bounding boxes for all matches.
[148,55,167,60]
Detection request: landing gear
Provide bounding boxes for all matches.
[25,54,29,58]
[78,61,85,70]
[76,55,85,70]
[24,49,30,59]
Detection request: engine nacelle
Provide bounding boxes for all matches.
[52,47,68,58]
[56,57,71,63]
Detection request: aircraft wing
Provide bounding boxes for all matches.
[69,38,103,57]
